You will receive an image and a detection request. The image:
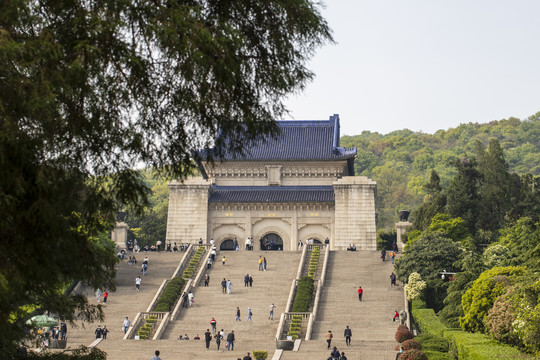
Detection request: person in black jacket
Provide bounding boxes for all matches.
[226,331,235,351]
[344,325,352,346]
[204,329,212,349]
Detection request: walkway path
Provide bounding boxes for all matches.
[66,252,183,348]
[282,250,403,360]
[98,250,301,359]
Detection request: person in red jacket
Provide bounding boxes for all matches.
[103,291,108,303]
[210,318,217,334]
[357,286,363,301]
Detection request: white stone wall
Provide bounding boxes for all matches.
[166,178,211,244]
[333,177,377,250]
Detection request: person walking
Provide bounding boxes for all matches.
[142,262,147,276]
[344,326,352,346]
[243,352,253,360]
[341,352,348,360]
[204,273,210,287]
[258,256,263,271]
[331,346,340,359]
[249,275,253,287]
[268,303,276,320]
[94,325,102,339]
[381,249,386,261]
[226,330,235,351]
[390,272,397,286]
[236,306,241,321]
[221,278,227,294]
[135,276,142,291]
[123,317,130,334]
[204,329,212,349]
[390,251,396,264]
[263,257,267,271]
[210,318,217,334]
[222,255,226,265]
[103,290,108,303]
[357,286,363,301]
[181,292,188,308]
[326,330,333,349]
[393,310,400,322]
[101,326,109,339]
[247,307,253,321]
[244,274,249,287]
[150,350,161,360]
[226,279,232,294]
[60,322,67,340]
[96,289,101,303]
[214,331,221,350]
[207,257,213,269]
[188,291,194,306]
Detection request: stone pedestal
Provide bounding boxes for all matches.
[395,221,412,250]
[111,222,129,249]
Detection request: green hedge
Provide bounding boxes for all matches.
[444,331,534,360]
[252,350,268,360]
[411,300,535,360]
[412,308,448,338]
[182,246,205,279]
[423,351,453,360]
[415,334,449,353]
[292,276,314,312]
[153,276,186,312]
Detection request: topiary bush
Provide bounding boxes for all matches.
[422,351,453,360]
[401,339,422,351]
[252,350,268,360]
[415,333,448,353]
[399,349,428,360]
[291,276,314,312]
[153,276,186,311]
[395,327,414,343]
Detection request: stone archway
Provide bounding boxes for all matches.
[220,239,235,251]
[259,233,283,251]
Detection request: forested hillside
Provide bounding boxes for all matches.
[341,112,539,228]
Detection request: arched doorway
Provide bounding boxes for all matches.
[260,233,283,251]
[220,239,235,251]
[312,239,322,244]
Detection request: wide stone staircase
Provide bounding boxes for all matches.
[66,252,184,347]
[97,250,302,359]
[281,251,404,360]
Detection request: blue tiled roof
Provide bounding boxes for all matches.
[204,114,356,162]
[209,185,335,203]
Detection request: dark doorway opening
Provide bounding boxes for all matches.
[260,233,283,251]
[220,239,235,251]
[312,239,322,244]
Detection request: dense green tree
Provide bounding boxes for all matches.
[395,233,463,283]
[460,266,525,333]
[412,170,447,231]
[446,158,482,234]
[0,0,332,354]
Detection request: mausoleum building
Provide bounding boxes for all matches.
[166,114,377,251]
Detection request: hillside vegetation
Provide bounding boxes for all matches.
[341,112,539,228]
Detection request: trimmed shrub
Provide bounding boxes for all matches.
[412,308,447,338]
[153,276,185,311]
[399,349,428,360]
[291,276,314,312]
[397,324,409,331]
[415,333,448,353]
[444,330,535,360]
[401,339,422,351]
[395,328,414,343]
[252,351,268,360]
[422,351,453,360]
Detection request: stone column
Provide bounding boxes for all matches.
[333,176,377,250]
[395,222,412,251]
[290,213,298,251]
[111,222,129,249]
[166,178,211,245]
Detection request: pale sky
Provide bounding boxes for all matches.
[284,0,540,135]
